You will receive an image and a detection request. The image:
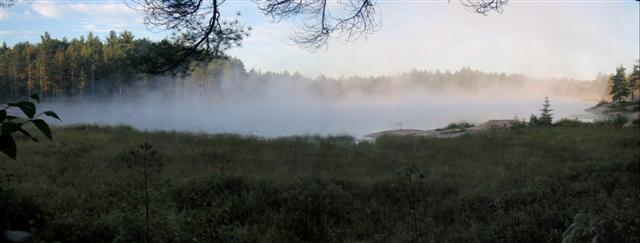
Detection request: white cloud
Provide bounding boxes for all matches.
[81,23,113,33]
[31,2,137,19]
[68,3,136,16]
[79,17,140,33]
[31,1,63,18]
[0,30,35,37]
[72,3,144,33]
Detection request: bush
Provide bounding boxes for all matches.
[554,119,590,128]
[437,122,474,131]
[595,114,628,127]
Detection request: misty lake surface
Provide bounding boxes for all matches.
[42,93,595,138]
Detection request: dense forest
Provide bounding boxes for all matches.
[0,31,611,101]
[1,31,139,98]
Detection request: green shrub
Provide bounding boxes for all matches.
[595,114,628,127]
[437,122,474,131]
[554,119,590,128]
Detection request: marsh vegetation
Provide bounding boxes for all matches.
[1,123,638,242]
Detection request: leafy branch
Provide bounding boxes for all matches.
[0,94,61,159]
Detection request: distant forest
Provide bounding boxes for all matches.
[1,31,610,101]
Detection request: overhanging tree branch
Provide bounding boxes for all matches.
[260,0,507,51]
[461,0,508,15]
[129,0,250,72]
[260,0,379,50]
[129,0,507,71]
[0,0,16,8]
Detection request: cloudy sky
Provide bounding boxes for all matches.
[0,0,638,80]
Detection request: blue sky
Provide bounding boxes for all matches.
[1,0,638,80]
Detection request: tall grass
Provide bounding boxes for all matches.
[0,124,638,242]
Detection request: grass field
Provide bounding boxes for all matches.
[1,124,639,242]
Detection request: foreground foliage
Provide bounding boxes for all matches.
[0,95,59,159]
[0,124,639,242]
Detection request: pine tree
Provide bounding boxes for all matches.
[118,31,137,93]
[37,32,55,99]
[0,43,8,98]
[82,32,103,95]
[609,66,629,103]
[54,47,65,97]
[8,45,19,97]
[26,45,33,96]
[539,96,553,126]
[65,39,83,97]
[37,47,48,98]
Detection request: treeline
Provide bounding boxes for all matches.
[0,31,139,99]
[180,64,610,101]
[608,62,640,103]
[306,68,608,100]
[0,30,613,101]
[0,30,251,101]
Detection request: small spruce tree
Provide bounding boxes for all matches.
[609,66,629,103]
[539,96,553,126]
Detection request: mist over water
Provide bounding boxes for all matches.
[41,76,596,138]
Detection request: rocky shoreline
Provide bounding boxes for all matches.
[585,101,640,126]
[361,101,640,141]
[361,120,519,141]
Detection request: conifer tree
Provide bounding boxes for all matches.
[609,66,629,103]
[539,96,553,126]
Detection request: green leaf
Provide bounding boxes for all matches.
[8,101,36,118]
[33,119,52,140]
[43,111,61,121]
[1,122,21,135]
[30,94,40,103]
[0,135,17,159]
[0,110,6,123]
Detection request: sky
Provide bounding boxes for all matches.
[0,0,638,80]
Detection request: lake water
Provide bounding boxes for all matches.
[41,91,595,138]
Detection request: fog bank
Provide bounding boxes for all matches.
[41,72,598,138]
